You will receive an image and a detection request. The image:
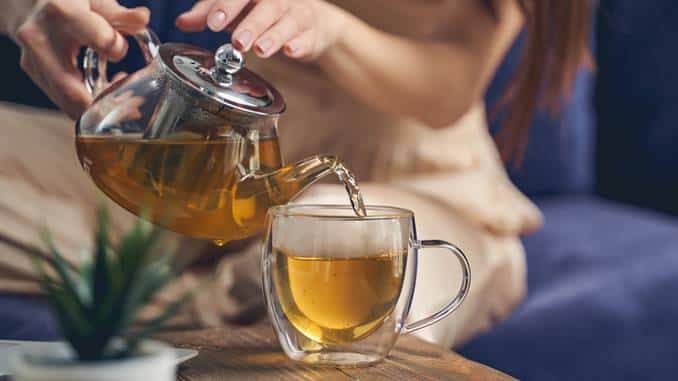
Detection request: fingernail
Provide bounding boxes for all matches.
[255,39,273,56]
[207,11,227,31]
[284,42,299,55]
[111,34,128,62]
[234,29,253,50]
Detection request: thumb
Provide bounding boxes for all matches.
[92,0,150,34]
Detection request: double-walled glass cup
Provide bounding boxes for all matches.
[262,205,471,367]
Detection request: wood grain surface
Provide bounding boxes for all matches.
[158,324,516,381]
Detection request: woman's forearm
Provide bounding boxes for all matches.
[317,2,523,128]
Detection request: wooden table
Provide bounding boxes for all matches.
[159,323,516,381]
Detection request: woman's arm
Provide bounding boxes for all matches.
[318,1,523,128]
[178,0,523,128]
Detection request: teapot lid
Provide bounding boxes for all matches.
[160,43,285,116]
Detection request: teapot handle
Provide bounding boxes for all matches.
[83,29,161,97]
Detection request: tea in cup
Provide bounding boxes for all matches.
[262,205,471,367]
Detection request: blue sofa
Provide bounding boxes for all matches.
[460,2,678,380]
[3,1,678,380]
[461,196,678,380]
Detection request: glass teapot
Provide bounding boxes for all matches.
[76,29,346,244]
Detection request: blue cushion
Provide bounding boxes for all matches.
[0,294,58,341]
[460,196,678,381]
[595,0,678,215]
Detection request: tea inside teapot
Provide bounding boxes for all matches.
[78,133,266,242]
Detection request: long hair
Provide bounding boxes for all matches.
[494,1,593,162]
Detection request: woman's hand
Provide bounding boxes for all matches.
[2,0,149,120]
[176,0,347,61]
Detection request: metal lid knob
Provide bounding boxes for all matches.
[212,44,245,82]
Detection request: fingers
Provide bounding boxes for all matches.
[176,0,217,32]
[232,0,291,51]
[206,0,251,32]
[176,0,321,60]
[66,10,128,61]
[253,6,312,58]
[108,7,150,34]
[20,49,91,120]
[177,0,254,33]
[111,71,129,84]
[283,29,315,60]
[93,0,150,33]
[35,2,127,61]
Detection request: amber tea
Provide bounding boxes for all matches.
[77,136,290,242]
[272,249,407,344]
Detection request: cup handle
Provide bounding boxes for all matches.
[83,28,161,97]
[402,240,471,334]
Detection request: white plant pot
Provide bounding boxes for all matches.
[8,340,176,381]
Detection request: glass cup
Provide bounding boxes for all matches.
[262,205,471,367]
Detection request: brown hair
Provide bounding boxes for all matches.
[494,0,594,162]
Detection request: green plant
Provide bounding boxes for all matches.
[29,207,191,362]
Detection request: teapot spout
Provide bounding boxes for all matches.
[258,155,367,216]
[269,155,342,200]
[237,155,339,203]
[232,155,341,231]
